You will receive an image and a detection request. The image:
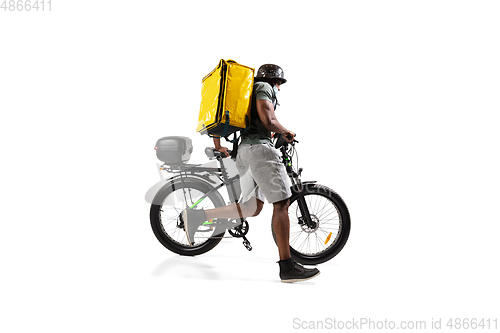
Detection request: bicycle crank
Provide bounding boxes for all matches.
[225,219,252,250]
[242,238,252,251]
[228,220,249,237]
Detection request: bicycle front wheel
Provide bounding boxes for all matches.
[272,183,351,265]
[150,179,227,256]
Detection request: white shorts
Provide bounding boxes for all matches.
[235,142,292,204]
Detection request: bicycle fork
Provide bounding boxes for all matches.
[292,181,317,229]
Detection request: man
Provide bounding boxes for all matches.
[181,64,320,283]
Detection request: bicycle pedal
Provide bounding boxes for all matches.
[242,239,252,251]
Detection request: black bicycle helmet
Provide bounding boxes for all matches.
[255,64,287,84]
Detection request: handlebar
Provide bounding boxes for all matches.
[274,133,298,149]
[285,134,299,143]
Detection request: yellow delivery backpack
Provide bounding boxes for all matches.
[196,59,254,139]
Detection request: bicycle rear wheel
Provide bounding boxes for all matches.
[150,179,226,256]
[272,183,350,265]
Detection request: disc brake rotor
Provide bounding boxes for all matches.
[298,214,320,233]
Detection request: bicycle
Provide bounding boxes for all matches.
[149,134,350,265]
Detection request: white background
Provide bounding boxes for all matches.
[1,1,499,332]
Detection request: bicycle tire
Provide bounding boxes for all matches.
[271,183,350,265]
[150,178,226,256]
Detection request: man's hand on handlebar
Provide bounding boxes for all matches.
[283,130,296,143]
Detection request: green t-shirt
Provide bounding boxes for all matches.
[240,81,275,145]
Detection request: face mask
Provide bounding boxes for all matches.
[273,85,279,96]
[272,85,280,109]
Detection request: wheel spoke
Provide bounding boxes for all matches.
[316,197,331,219]
[290,231,303,246]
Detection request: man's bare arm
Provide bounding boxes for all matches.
[213,137,230,157]
[256,99,295,141]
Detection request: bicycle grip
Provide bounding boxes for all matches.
[285,133,299,143]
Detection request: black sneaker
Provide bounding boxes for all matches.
[180,208,207,246]
[278,258,320,283]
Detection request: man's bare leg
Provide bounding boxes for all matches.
[272,199,291,260]
[204,197,264,220]
[272,198,321,282]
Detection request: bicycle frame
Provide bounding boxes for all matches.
[156,141,315,231]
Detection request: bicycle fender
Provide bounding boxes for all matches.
[290,181,317,194]
[144,176,177,204]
